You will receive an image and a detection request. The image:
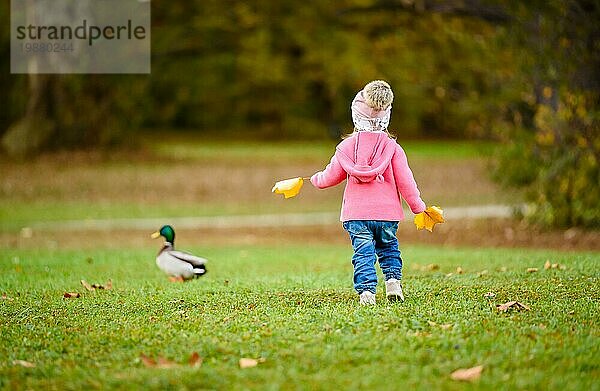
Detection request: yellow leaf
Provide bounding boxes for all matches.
[414,206,445,232]
[272,177,304,199]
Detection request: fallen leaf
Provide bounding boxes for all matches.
[13,360,36,368]
[544,260,551,270]
[272,177,304,199]
[81,279,112,290]
[414,206,445,232]
[451,365,484,381]
[189,352,202,368]
[63,292,80,298]
[426,264,440,271]
[427,321,453,330]
[527,267,538,273]
[456,267,464,274]
[20,227,33,238]
[477,270,488,277]
[1,294,14,301]
[408,330,431,337]
[496,301,530,312]
[81,280,94,291]
[239,358,259,369]
[156,356,177,369]
[140,353,157,367]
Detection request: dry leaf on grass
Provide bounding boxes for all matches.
[239,358,258,368]
[81,280,94,291]
[63,292,80,298]
[544,260,564,270]
[497,301,530,312]
[140,353,202,369]
[140,354,176,369]
[140,353,157,367]
[427,320,453,330]
[527,267,538,273]
[189,352,202,368]
[239,357,265,369]
[13,360,36,368]
[156,357,177,369]
[81,279,113,291]
[450,365,483,381]
[2,294,14,301]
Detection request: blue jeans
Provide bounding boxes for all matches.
[342,220,402,294]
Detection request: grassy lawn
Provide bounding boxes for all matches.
[0,138,514,231]
[1,244,598,390]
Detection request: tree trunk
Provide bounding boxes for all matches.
[2,74,56,158]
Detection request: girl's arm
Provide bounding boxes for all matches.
[392,146,426,214]
[310,155,346,189]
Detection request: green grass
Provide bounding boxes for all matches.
[1,244,598,390]
[147,138,494,162]
[0,200,340,232]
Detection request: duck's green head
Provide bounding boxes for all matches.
[151,225,175,244]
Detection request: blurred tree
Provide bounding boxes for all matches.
[492,0,600,228]
[3,0,594,171]
[145,0,517,139]
[1,1,149,157]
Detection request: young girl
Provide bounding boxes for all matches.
[310,80,426,305]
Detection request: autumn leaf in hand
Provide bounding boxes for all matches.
[272,177,304,199]
[414,206,445,232]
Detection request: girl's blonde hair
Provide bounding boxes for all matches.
[345,80,396,139]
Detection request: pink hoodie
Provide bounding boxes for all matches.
[311,131,426,222]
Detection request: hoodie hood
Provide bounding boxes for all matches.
[336,131,397,183]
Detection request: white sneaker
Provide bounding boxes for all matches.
[359,291,376,305]
[385,278,404,302]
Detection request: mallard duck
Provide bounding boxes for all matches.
[151,225,207,281]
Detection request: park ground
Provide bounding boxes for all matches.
[1,137,598,390]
